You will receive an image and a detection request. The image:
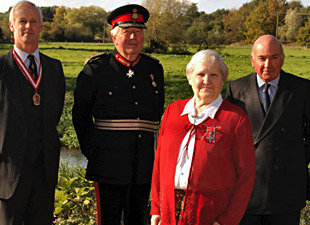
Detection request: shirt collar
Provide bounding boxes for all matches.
[181,94,223,125]
[256,73,280,88]
[112,49,141,68]
[14,45,40,64]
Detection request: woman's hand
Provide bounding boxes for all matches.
[151,215,161,225]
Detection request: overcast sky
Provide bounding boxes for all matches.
[0,0,309,14]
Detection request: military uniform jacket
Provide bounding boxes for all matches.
[226,71,310,214]
[72,49,164,185]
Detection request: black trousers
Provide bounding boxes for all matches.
[0,160,55,225]
[96,182,151,225]
[239,211,301,225]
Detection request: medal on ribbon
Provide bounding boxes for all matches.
[149,74,157,87]
[13,49,42,106]
[201,124,221,143]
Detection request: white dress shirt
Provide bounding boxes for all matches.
[256,74,280,104]
[14,45,40,72]
[174,94,223,190]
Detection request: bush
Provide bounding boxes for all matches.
[57,92,80,149]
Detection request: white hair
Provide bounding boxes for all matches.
[9,1,43,24]
[186,49,229,82]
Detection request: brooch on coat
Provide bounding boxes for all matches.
[201,124,221,143]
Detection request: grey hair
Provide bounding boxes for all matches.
[186,49,229,82]
[9,1,43,24]
[110,26,120,38]
[251,34,284,59]
[110,26,145,38]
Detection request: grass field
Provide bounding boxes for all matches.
[1,42,310,108]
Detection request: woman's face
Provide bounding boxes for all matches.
[188,59,224,105]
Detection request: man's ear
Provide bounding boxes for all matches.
[9,21,14,33]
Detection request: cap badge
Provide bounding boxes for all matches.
[132,8,139,20]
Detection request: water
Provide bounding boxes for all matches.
[60,148,87,169]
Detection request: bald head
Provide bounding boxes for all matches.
[251,35,284,58]
[250,35,284,82]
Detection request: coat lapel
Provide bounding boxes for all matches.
[2,51,25,123]
[255,71,294,144]
[245,74,265,141]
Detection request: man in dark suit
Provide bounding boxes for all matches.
[226,34,310,225]
[72,4,164,225]
[0,1,65,225]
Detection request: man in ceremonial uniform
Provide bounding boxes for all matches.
[226,35,310,225]
[0,1,65,225]
[72,4,164,225]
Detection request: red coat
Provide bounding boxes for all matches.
[151,99,255,225]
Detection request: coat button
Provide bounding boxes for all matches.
[281,128,286,132]
[132,85,136,90]
[273,164,279,170]
[138,134,142,138]
[155,90,159,94]
[108,92,112,96]
[135,102,138,105]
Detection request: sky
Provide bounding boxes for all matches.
[0,0,309,14]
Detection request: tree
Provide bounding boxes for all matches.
[245,0,287,43]
[40,6,57,22]
[278,8,303,42]
[50,6,67,41]
[142,0,191,53]
[223,1,259,44]
[0,12,11,42]
[65,6,107,39]
[297,20,310,48]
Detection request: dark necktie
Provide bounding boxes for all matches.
[27,55,37,80]
[262,83,271,113]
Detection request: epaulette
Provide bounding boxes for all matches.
[84,52,107,65]
[140,52,159,62]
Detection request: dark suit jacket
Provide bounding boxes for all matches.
[226,71,310,214]
[0,50,65,199]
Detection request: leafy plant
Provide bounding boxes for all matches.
[53,162,97,225]
[300,201,310,225]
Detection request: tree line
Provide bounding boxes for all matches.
[0,0,309,53]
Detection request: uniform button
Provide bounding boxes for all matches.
[108,92,112,96]
[138,134,142,138]
[135,102,138,105]
[155,90,159,94]
[132,85,136,90]
[281,128,286,132]
[273,164,279,170]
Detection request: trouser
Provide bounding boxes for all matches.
[95,182,151,225]
[0,160,55,225]
[239,211,301,225]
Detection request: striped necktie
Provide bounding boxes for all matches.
[27,55,37,80]
[262,83,271,113]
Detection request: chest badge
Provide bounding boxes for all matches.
[201,125,221,143]
[126,68,135,78]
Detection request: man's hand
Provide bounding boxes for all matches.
[151,215,161,225]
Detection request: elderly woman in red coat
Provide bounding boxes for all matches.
[150,50,256,225]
